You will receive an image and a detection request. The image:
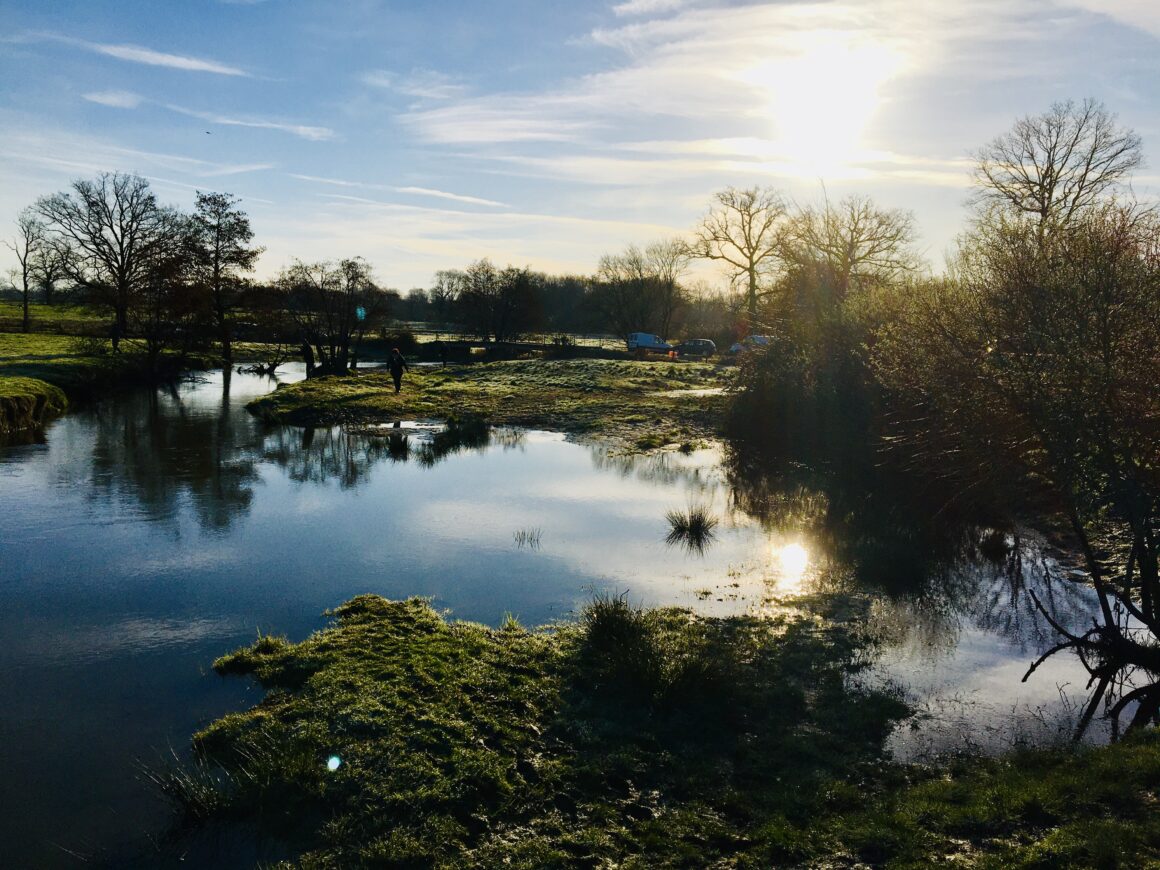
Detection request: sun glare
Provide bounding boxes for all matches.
[738,30,906,177]
[771,542,810,594]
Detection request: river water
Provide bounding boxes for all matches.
[0,365,1109,867]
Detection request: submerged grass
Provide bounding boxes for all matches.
[246,358,732,451]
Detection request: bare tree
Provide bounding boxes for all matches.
[280,257,386,376]
[429,269,466,329]
[3,208,46,332]
[782,195,921,300]
[690,186,786,320]
[36,172,182,340]
[971,98,1143,238]
[593,239,690,338]
[190,191,263,363]
[872,202,1160,734]
[455,259,542,342]
[32,237,69,306]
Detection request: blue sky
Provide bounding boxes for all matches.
[2,0,1159,290]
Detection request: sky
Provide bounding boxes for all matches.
[2,0,1159,291]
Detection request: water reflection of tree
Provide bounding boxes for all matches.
[85,370,260,530]
[260,417,495,485]
[587,444,721,497]
[724,440,1159,738]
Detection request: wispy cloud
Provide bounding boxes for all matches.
[29,32,250,76]
[165,104,334,140]
[1057,0,1160,38]
[83,90,143,109]
[612,0,686,17]
[395,186,505,207]
[291,173,506,207]
[361,68,468,100]
[0,123,276,183]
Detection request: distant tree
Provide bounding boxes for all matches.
[455,259,543,342]
[680,280,739,345]
[3,208,46,332]
[592,240,690,338]
[456,259,499,341]
[971,98,1142,240]
[781,195,921,302]
[279,257,388,376]
[36,172,183,339]
[429,269,466,326]
[690,186,786,320]
[32,237,69,305]
[190,191,263,363]
[540,274,592,334]
[400,287,431,322]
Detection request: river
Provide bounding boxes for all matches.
[0,365,1110,867]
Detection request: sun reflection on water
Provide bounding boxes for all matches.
[773,542,810,593]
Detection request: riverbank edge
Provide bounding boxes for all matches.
[0,376,68,434]
[180,594,1160,868]
[0,333,228,436]
[244,358,732,452]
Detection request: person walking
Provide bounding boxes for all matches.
[388,347,410,393]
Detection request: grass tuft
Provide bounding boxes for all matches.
[665,503,719,553]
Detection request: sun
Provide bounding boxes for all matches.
[737,29,906,177]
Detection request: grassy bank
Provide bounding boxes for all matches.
[0,332,218,435]
[0,333,122,393]
[0,375,67,434]
[180,595,1160,868]
[247,358,732,449]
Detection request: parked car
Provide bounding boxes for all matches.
[675,339,716,358]
[626,332,673,352]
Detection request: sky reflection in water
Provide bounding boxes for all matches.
[0,364,1123,866]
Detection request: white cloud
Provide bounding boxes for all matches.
[83,90,143,109]
[36,32,251,76]
[395,186,506,207]
[612,0,686,17]
[291,174,507,207]
[0,123,275,183]
[361,68,468,101]
[165,104,335,140]
[1057,0,1160,39]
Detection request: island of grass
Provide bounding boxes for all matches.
[177,594,1160,868]
[247,358,732,450]
[0,375,68,434]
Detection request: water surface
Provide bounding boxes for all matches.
[0,365,1111,866]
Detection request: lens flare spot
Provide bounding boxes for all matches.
[326,755,342,772]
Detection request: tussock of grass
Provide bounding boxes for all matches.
[186,593,915,866]
[665,504,719,553]
[246,359,732,451]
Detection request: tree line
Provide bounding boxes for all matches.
[5,155,932,375]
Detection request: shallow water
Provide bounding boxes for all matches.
[0,365,1113,866]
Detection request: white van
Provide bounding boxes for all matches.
[626,332,672,352]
